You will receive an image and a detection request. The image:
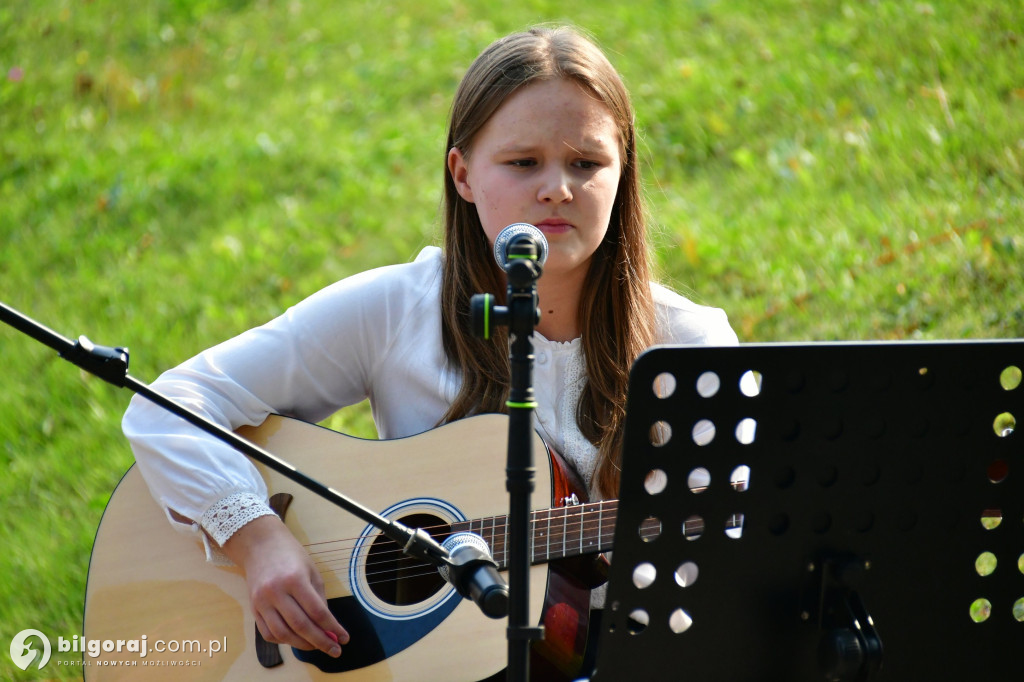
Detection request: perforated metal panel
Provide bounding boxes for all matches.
[593,341,1023,681]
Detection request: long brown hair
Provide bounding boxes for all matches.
[440,26,655,499]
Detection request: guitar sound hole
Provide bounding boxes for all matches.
[366,513,451,606]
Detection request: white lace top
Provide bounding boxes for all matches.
[122,246,738,562]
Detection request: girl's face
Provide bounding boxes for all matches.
[448,78,622,281]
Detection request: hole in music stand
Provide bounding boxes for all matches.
[675,561,699,588]
[633,562,657,589]
[692,419,715,446]
[975,552,997,577]
[993,412,1015,437]
[969,598,992,623]
[653,372,677,398]
[696,371,720,398]
[1000,365,1021,391]
[668,608,693,634]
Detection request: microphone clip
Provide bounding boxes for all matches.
[503,238,544,288]
[438,533,509,620]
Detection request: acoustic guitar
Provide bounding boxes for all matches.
[83,414,621,681]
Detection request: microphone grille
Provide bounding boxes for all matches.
[493,223,549,267]
[441,532,490,555]
[438,532,491,581]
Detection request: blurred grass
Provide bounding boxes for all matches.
[1,0,1022,678]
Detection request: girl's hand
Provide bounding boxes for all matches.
[220,515,350,658]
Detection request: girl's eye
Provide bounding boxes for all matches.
[509,159,535,168]
[575,160,600,170]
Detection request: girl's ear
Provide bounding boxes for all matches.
[447,147,475,203]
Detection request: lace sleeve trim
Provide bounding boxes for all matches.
[200,492,277,547]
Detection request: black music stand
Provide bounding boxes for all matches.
[591,341,1023,681]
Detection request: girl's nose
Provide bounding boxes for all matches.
[537,168,573,204]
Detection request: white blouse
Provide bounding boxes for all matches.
[122,247,738,560]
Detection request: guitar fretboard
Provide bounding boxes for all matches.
[452,501,627,569]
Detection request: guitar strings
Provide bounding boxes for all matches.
[303,502,624,564]
[332,534,653,591]
[305,516,704,591]
[302,502,621,566]
[300,501,622,557]
[295,504,640,589]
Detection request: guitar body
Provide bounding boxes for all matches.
[84,414,590,681]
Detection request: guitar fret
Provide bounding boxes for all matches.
[480,516,491,553]
[468,496,621,569]
[552,506,566,559]
[579,504,583,556]
[503,515,510,567]
[580,502,592,552]
[497,516,507,567]
[562,505,568,558]
[606,501,618,550]
[571,505,582,555]
[531,508,548,563]
[495,515,503,565]
[546,507,554,560]
[544,507,561,557]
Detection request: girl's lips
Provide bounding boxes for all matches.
[535,219,573,234]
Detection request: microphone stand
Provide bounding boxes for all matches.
[0,300,456,592]
[471,238,546,682]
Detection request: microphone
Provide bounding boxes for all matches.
[437,532,509,619]
[492,223,548,268]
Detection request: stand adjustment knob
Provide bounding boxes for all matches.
[818,628,865,682]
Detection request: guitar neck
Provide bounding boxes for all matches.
[453,500,619,569]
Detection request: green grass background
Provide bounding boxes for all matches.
[1,0,1022,678]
